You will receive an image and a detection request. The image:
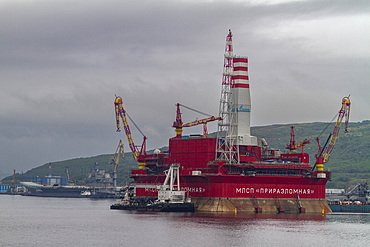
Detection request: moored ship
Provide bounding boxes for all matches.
[20,181,89,198]
[114,30,350,214]
[327,183,370,213]
[21,164,120,198]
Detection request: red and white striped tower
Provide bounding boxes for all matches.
[230,57,257,146]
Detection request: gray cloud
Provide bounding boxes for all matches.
[0,0,369,177]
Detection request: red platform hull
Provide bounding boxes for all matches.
[131,135,329,201]
[132,173,328,199]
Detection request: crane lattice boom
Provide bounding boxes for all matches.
[323,96,351,163]
[111,140,125,173]
[114,95,146,168]
[313,96,350,176]
[173,103,221,137]
[110,140,124,189]
[286,126,310,152]
[182,116,222,128]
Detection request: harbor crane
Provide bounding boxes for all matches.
[9,169,16,193]
[346,183,369,204]
[110,140,124,189]
[65,167,72,184]
[173,103,222,138]
[115,95,147,169]
[314,96,351,177]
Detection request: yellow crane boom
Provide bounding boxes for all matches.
[323,96,351,163]
[110,140,124,189]
[114,95,147,169]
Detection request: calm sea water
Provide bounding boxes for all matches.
[0,195,369,247]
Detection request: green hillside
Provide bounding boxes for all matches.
[3,121,369,189]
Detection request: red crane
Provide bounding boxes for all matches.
[285,126,310,153]
[173,103,222,138]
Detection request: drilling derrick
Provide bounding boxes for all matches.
[216,29,238,164]
[216,29,257,164]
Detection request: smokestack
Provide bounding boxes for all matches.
[231,56,257,146]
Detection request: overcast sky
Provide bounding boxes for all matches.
[1,0,369,177]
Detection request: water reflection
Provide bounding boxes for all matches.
[2,196,369,247]
[126,210,327,222]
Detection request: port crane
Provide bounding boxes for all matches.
[115,95,147,169]
[172,103,222,138]
[65,167,72,184]
[314,96,351,177]
[346,183,369,204]
[110,140,124,189]
[9,169,16,193]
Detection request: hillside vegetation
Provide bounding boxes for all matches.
[3,121,369,189]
